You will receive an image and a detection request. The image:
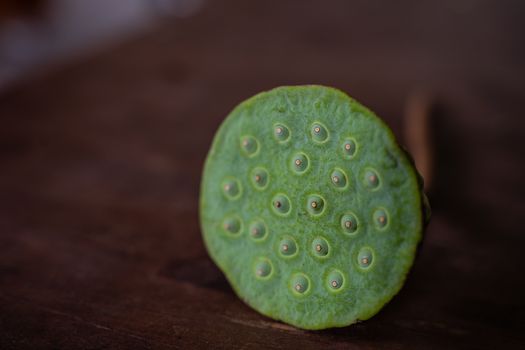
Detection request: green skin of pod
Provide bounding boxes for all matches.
[200,85,430,330]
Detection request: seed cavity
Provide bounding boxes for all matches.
[279,236,298,257]
[222,216,242,236]
[311,122,329,143]
[221,178,242,200]
[364,168,380,190]
[373,208,389,229]
[330,168,348,189]
[254,258,272,279]
[327,270,345,291]
[290,273,310,295]
[307,194,325,216]
[273,123,290,142]
[272,193,291,216]
[250,167,269,189]
[311,237,329,258]
[358,247,374,269]
[291,153,309,174]
[341,212,358,235]
[249,219,268,240]
[342,138,357,158]
[240,135,259,157]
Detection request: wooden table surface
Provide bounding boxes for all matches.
[1,0,524,348]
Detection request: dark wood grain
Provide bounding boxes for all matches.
[1,0,524,348]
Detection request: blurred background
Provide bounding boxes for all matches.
[0,0,524,348]
[0,0,204,88]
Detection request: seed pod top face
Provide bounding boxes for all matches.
[199,85,429,330]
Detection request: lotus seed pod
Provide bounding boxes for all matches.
[200,85,430,330]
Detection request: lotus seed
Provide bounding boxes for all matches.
[250,167,269,189]
[364,169,380,189]
[312,237,329,258]
[327,270,344,291]
[358,247,374,269]
[341,212,358,235]
[255,258,272,279]
[307,195,325,216]
[373,208,389,229]
[272,194,291,215]
[279,237,298,257]
[342,138,357,158]
[222,216,242,235]
[240,136,259,156]
[311,122,328,143]
[249,219,267,240]
[221,178,241,199]
[331,168,348,189]
[291,273,310,295]
[273,123,290,142]
[291,153,309,173]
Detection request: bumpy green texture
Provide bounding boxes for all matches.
[200,85,429,330]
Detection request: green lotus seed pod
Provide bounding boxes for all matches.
[200,85,430,330]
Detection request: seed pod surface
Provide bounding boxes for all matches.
[200,85,429,330]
